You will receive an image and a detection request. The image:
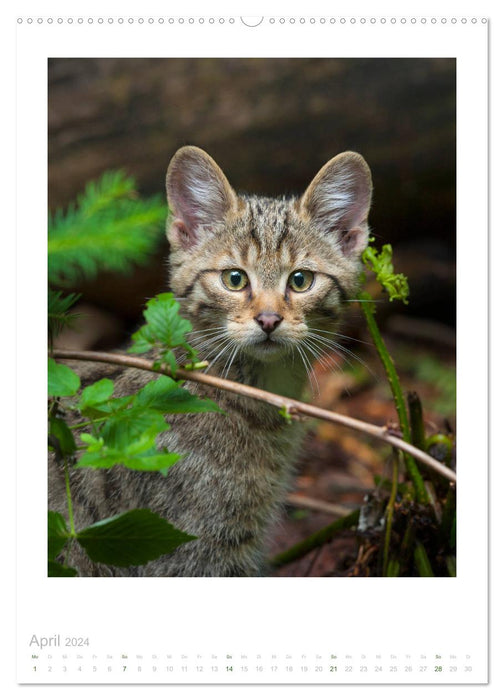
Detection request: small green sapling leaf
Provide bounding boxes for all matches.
[129,293,194,360]
[362,242,410,304]
[134,376,224,415]
[48,511,71,560]
[48,561,78,577]
[78,378,115,414]
[279,405,293,424]
[76,508,197,567]
[48,358,81,397]
[76,424,181,474]
[49,417,77,457]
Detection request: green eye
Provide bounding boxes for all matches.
[288,270,314,292]
[222,269,249,291]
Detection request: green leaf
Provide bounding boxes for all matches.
[49,417,77,457]
[362,243,410,304]
[48,561,78,577]
[78,378,115,414]
[48,511,71,560]
[133,375,178,405]
[127,335,152,354]
[129,293,193,354]
[76,426,181,474]
[74,377,203,473]
[121,451,182,475]
[76,444,181,474]
[99,409,168,450]
[134,376,223,415]
[48,358,81,397]
[79,433,104,449]
[159,350,179,376]
[81,395,132,420]
[76,509,197,567]
[279,405,293,424]
[145,292,193,346]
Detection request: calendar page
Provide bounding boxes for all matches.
[12,0,492,692]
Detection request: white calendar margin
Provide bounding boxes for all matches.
[13,9,488,685]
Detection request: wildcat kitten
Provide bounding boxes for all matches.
[49,146,372,576]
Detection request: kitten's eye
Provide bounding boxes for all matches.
[288,270,314,292]
[221,269,249,291]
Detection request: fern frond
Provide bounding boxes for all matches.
[48,171,168,286]
[76,170,137,217]
[48,289,82,348]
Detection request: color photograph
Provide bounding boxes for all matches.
[47,57,456,577]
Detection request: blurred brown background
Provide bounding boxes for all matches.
[49,57,455,340]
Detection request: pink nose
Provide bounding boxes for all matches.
[254,312,283,334]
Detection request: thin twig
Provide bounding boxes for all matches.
[51,348,456,483]
[286,494,353,517]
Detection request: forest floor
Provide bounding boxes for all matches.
[268,315,456,577]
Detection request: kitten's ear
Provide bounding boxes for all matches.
[166,146,238,249]
[300,152,372,257]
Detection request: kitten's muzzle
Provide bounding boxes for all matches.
[254,312,283,335]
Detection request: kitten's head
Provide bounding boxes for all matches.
[166,146,372,368]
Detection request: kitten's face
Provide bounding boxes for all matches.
[166,147,372,371]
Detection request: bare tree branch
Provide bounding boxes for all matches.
[51,348,456,483]
[286,494,353,517]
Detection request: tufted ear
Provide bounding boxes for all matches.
[166,146,238,249]
[300,151,372,257]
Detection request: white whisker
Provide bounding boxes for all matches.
[222,344,240,380]
[308,332,376,379]
[187,326,228,337]
[307,326,372,346]
[344,298,385,303]
[188,335,228,349]
[297,343,319,396]
[200,335,230,355]
[204,339,236,373]
[303,337,337,373]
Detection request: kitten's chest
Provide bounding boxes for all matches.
[252,360,307,400]
[166,395,305,469]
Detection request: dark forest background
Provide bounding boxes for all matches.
[49,57,455,337]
